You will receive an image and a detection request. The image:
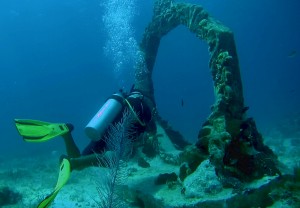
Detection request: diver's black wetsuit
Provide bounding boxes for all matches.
[82,91,154,155]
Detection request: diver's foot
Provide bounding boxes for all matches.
[59,154,70,163]
[59,154,73,171]
[65,123,74,132]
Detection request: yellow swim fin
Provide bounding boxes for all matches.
[14,119,70,142]
[37,157,71,208]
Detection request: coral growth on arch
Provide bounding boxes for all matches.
[134,0,280,182]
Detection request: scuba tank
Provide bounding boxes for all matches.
[85,92,125,141]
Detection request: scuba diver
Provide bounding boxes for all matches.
[14,88,156,207]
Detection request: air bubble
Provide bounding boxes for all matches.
[102,0,147,89]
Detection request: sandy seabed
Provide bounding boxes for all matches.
[0,134,299,208]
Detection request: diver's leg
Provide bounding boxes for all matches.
[61,132,81,158]
[67,138,109,170]
[69,151,116,171]
[69,154,101,170]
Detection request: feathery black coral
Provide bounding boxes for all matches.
[96,109,135,208]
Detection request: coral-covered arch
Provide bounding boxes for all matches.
[134,0,279,180]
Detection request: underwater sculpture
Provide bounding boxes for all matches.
[135,0,280,186]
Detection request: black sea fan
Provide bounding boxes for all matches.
[96,108,135,208]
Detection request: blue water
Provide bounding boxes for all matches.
[0,0,299,157]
